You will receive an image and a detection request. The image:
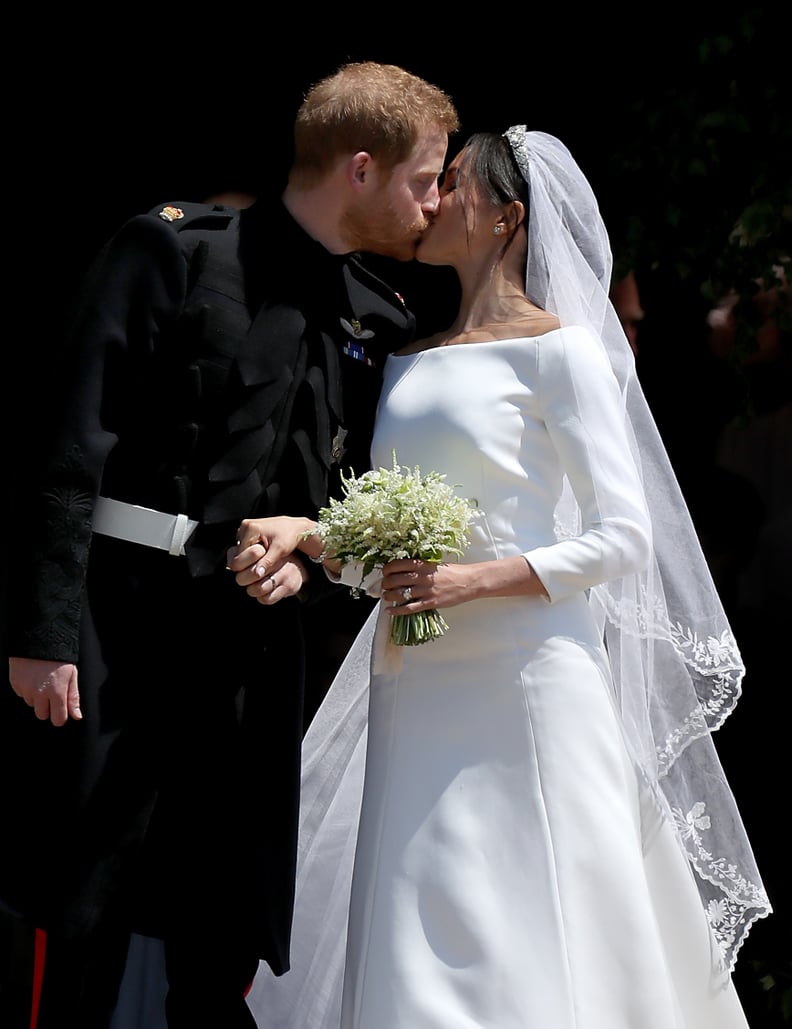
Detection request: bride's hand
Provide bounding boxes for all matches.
[226,516,319,602]
[380,559,476,612]
[381,555,547,611]
[240,552,309,605]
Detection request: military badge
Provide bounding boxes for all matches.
[340,316,374,340]
[343,341,375,367]
[330,427,348,461]
[157,206,185,222]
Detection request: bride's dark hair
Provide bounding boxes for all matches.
[453,132,529,251]
[456,133,529,208]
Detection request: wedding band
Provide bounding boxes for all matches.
[270,576,278,590]
[401,586,412,602]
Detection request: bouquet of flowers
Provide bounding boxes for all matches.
[310,452,479,646]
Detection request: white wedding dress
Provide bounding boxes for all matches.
[246,328,750,1028]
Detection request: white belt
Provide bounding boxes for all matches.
[92,497,199,556]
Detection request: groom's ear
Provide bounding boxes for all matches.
[347,151,373,190]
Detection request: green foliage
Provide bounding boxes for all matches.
[604,7,791,381]
[751,955,792,1023]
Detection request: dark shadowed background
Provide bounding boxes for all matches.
[7,7,791,1024]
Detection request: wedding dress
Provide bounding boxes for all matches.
[246,328,752,1028]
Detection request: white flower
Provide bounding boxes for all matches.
[310,452,479,645]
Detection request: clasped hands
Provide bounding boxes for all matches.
[227,516,321,604]
[228,516,477,613]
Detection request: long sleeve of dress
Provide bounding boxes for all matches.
[522,326,652,601]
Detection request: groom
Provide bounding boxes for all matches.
[1,62,458,1029]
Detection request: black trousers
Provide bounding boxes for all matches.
[0,912,130,1029]
[164,930,260,1028]
[0,914,260,1029]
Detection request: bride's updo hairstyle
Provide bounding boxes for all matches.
[455,133,529,210]
[454,130,608,302]
[452,132,530,257]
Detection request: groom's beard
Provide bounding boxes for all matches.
[342,201,429,262]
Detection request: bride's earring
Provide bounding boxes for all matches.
[493,225,504,235]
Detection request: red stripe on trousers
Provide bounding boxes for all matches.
[30,928,46,1029]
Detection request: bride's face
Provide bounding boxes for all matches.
[416,149,501,268]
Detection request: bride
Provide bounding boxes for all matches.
[230,127,770,1028]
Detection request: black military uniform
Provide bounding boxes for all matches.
[0,193,414,1026]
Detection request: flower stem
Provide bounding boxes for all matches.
[390,608,450,646]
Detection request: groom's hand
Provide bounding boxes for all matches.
[227,517,315,604]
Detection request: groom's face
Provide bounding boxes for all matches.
[342,129,448,261]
